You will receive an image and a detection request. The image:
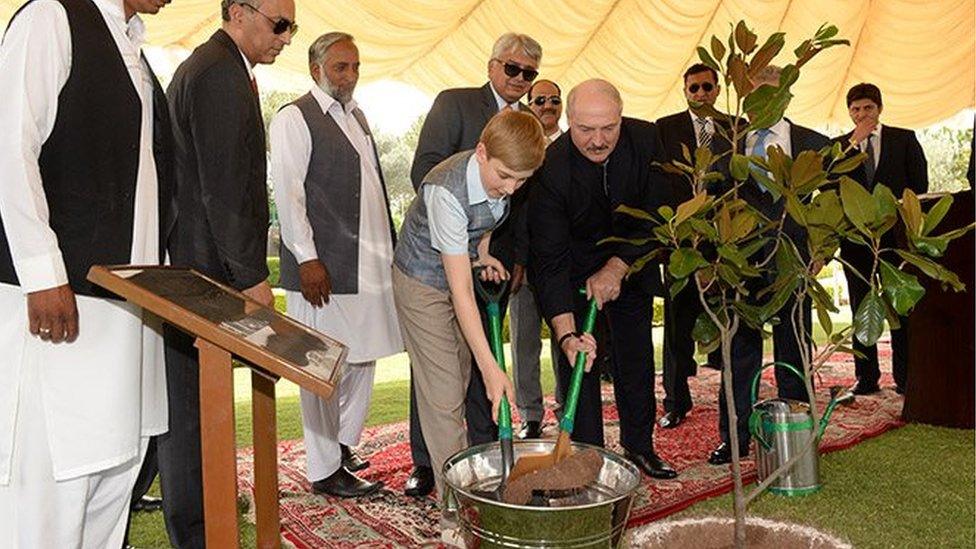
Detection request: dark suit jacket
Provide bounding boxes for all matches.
[528,117,670,320]
[732,120,830,258]
[833,124,928,268]
[166,30,269,290]
[656,109,737,203]
[410,82,527,268]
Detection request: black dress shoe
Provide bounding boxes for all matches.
[341,444,369,473]
[657,411,686,429]
[851,380,881,395]
[130,495,162,513]
[404,465,435,497]
[518,420,543,439]
[623,451,678,479]
[707,442,749,465]
[312,467,383,498]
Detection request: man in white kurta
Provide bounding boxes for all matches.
[0,0,170,546]
[270,32,401,498]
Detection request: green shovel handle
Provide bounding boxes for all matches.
[558,293,599,434]
[486,300,513,440]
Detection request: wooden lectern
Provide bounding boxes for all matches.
[88,266,346,548]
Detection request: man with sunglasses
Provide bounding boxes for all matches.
[161,0,295,545]
[654,63,727,430]
[403,32,542,498]
[0,0,174,546]
[508,78,563,441]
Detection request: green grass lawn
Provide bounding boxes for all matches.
[130,319,975,548]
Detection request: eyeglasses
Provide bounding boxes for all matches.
[239,2,298,36]
[687,82,714,93]
[531,95,561,106]
[493,59,538,82]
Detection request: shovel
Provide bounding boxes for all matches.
[472,268,515,496]
[506,293,599,484]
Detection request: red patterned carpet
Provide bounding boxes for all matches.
[236,345,901,548]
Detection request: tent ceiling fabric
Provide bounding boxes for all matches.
[1,0,973,127]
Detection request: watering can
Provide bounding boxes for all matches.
[748,362,855,496]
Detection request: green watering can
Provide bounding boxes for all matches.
[748,361,855,496]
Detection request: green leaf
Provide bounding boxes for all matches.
[680,142,692,164]
[710,36,727,66]
[669,277,689,299]
[730,210,758,241]
[816,24,840,40]
[830,151,867,174]
[734,20,758,54]
[853,291,885,347]
[668,248,709,279]
[921,195,953,236]
[694,145,715,174]
[899,188,923,237]
[840,176,876,235]
[675,192,708,226]
[692,311,720,345]
[790,150,826,191]
[697,46,720,72]
[879,259,925,316]
[784,193,808,226]
[912,236,949,258]
[793,39,812,59]
[728,55,752,98]
[748,32,785,79]
[614,204,654,221]
[730,153,750,181]
[657,205,675,220]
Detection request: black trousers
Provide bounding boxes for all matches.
[408,288,508,468]
[157,325,206,549]
[554,284,657,455]
[842,248,909,389]
[718,294,813,447]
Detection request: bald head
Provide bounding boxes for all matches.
[566,79,623,120]
[567,79,623,163]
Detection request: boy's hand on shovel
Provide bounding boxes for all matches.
[484,364,518,423]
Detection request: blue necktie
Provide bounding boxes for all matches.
[751,128,772,192]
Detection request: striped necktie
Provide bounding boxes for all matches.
[696,117,712,150]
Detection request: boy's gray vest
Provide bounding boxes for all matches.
[278,93,396,294]
[393,151,506,291]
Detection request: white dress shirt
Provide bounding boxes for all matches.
[270,86,402,363]
[746,118,793,158]
[0,0,166,482]
[489,84,517,111]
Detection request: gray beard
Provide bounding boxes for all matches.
[317,79,352,106]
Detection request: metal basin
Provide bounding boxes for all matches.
[443,440,641,548]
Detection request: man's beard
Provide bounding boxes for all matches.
[318,78,354,105]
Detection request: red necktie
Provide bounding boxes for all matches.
[250,77,259,97]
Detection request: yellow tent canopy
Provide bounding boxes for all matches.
[2,0,973,127]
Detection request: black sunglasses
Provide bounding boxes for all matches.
[688,82,714,93]
[531,95,561,106]
[494,59,538,82]
[240,2,298,36]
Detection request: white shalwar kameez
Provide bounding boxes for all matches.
[271,86,402,481]
[0,1,167,547]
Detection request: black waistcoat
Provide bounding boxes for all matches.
[0,0,143,297]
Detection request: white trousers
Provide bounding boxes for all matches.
[300,361,375,481]
[0,351,148,548]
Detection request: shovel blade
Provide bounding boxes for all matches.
[506,432,574,484]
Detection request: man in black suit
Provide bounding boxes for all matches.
[655,63,727,429]
[403,32,543,497]
[161,0,296,545]
[835,83,928,396]
[708,66,830,466]
[530,79,677,480]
